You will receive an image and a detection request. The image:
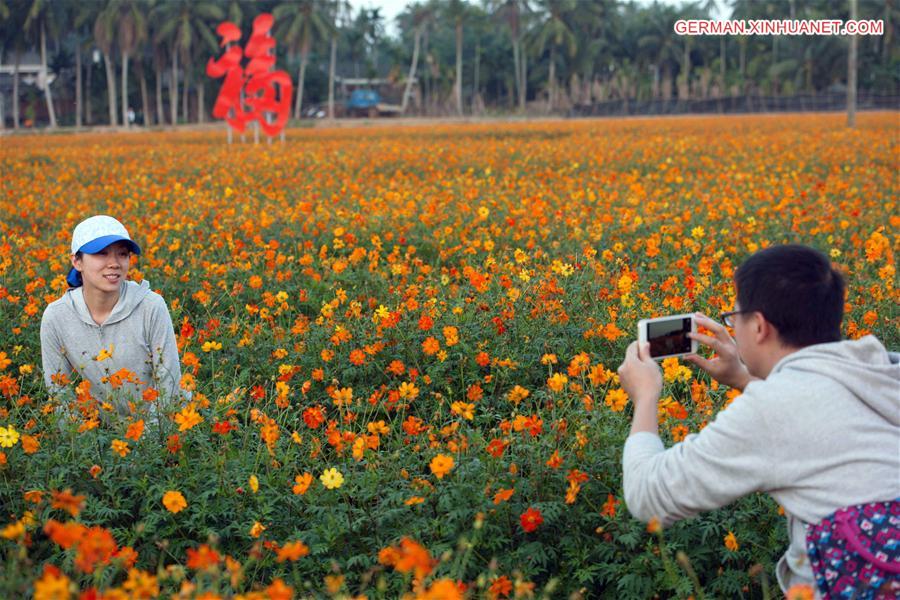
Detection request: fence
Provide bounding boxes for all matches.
[568,92,900,118]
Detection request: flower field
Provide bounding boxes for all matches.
[0,113,897,599]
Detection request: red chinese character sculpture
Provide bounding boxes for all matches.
[207,14,293,137]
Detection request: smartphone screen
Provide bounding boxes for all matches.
[646,317,693,358]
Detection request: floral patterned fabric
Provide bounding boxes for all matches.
[806,499,900,599]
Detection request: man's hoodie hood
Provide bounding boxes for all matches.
[65,280,152,327]
[772,335,900,426]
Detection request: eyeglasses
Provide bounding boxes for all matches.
[719,310,748,327]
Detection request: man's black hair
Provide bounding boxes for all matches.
[734,244,845,347]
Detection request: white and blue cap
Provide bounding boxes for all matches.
[67,215,142,288]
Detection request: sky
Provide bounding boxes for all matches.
[351,0,732,37]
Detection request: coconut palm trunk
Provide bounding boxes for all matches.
[454,20,463,115]
[547,45,556,113]
[170,49,178,125]
[401,25,422,113]
[12,49,20,129]
[519,43,527,111]
[85,56,93,125]
[295,41,309,119]
[328,34,336,119]
[75,41,82,128]
[104,52,118,126]
[121,51,130,127]
[139,64,150,126]
[40,23,57,128]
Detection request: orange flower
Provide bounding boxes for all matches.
[125,420,144,441]
[20,434,40,454]
[489,575,513,599]
[265,578,293,600]
[74,526,118,573]
[292,473,313,495]
[51,489,86,517]
[186,544,221,570]
[276,540,310,562]
[601,493,619,518]
[162,491,187,514]
[492,488,515,505]
[422,336,440,355]
[429,454,454,479]
[545,450,562,469]
[785,584,815,600]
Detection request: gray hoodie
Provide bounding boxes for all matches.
[40,280,186,418]
[623,335,900,592]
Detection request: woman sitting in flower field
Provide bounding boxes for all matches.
[40,215,186,422]
[618,244,900,594]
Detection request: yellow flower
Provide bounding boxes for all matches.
[33,566,71,600]
[95,345,115,361]
[546,373,568,393]
[605,388,629,412]
[162,491,187,514]
[249,521,266,538]
[398,381,419,400]
[506,385,530,404]
[320,468,344,490]
[429,454,454,479]
[1,520,25,540]
[450,401,475,420]
[111,439,130,457]
[0,425,20,448]
[724,531,739,552]
[174,406,203,432]
[201,340,222,353]
[248,475,259,494]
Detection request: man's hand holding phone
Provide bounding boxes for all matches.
[684,312,756,392]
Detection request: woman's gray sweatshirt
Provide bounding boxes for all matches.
[40,280,185,417]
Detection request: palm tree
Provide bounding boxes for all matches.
[114,0,148,128]
[531,0,577,112]
[153,1,223,124]
[23,0,58,128]
[444,0,469,115]
[400,2,434,114]
[494,0,528,111]
[325,0,351,119]
[1,0,27,129]
[93,1,119,125]
[274,0,330,120]
[638,3,680,100]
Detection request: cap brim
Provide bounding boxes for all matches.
[78,235,141,255]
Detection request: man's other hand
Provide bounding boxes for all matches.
[685,312,755,392]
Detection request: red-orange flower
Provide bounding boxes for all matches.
[520,507,543,533]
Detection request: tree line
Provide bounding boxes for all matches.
[0,0,896,128]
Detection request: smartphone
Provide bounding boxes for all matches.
[637,313,698,360]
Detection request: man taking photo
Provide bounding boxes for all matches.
[617,244,899,592]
